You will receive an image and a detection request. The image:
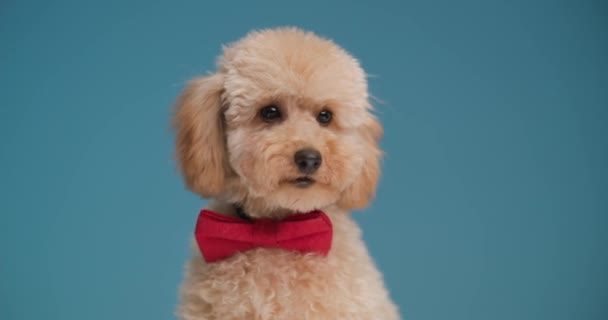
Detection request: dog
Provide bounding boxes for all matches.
[172,27,399,320]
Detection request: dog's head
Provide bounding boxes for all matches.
[173,28,382,217]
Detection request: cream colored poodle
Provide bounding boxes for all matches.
[172,27,400,320]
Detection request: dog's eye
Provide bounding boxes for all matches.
[317,110,333,125]
[260,105,282,122]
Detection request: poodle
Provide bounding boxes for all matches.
[172,27,400,320]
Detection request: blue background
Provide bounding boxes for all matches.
[1,1,606,319]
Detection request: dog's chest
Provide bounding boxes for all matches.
[195,248,372,319]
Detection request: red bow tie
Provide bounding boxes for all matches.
[194,209,333,262]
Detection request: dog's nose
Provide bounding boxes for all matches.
[294,148,322,174]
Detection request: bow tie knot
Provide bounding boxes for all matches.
[252,219,279,247]
[194,209,333,262]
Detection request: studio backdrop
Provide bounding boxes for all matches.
[1,1,606,320]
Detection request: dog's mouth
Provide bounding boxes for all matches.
[290,177,316,188]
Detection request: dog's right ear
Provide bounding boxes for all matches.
[172,73,227,198]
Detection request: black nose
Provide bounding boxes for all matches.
[294,148,322,174]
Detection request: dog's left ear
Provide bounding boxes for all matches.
[337,113,383,210]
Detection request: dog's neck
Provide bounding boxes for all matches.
[233,204,253,221]
[222,202,294,221]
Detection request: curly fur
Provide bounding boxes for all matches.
[173,27,399,319]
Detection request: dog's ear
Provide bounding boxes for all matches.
[172,73,228,198]
[337,114,383,210]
